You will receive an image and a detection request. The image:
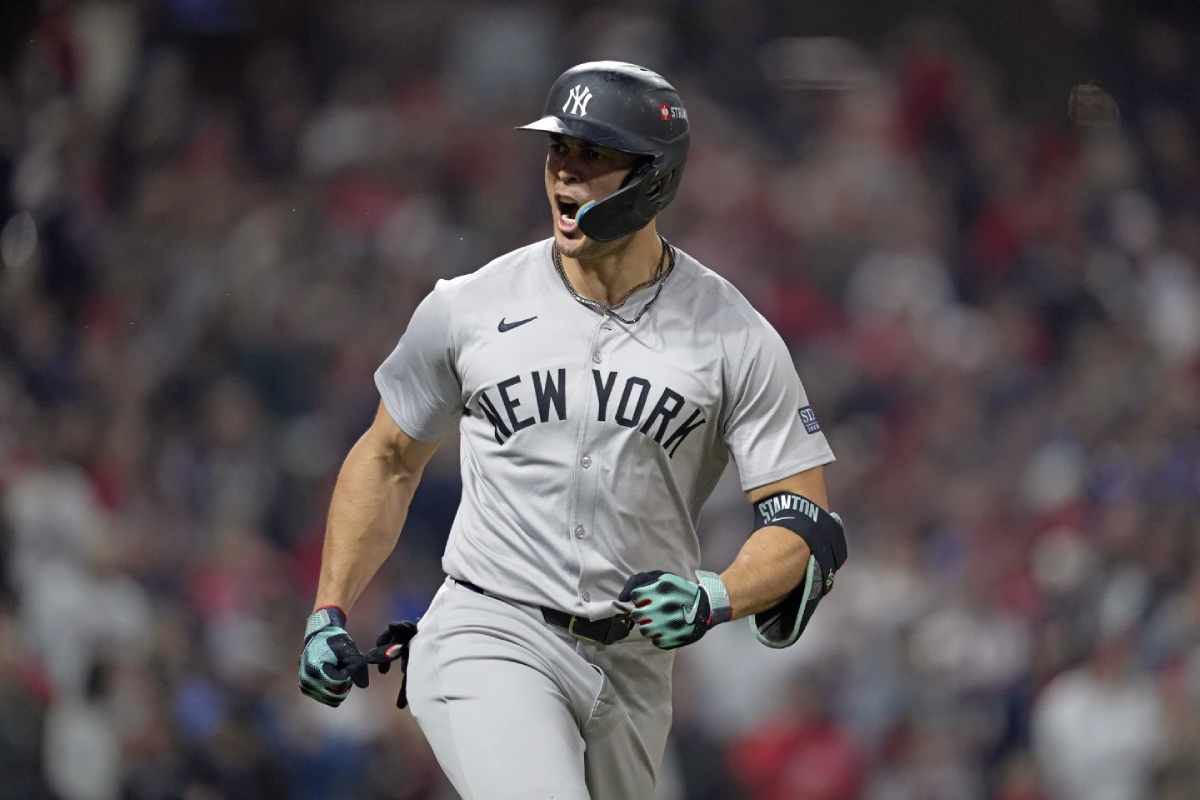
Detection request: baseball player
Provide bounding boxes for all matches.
[298,61,847,799]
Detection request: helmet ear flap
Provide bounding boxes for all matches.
[618,157,655,189]
[644,171,666,201]
[644,164,680,203]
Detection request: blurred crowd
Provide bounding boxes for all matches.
[2,2,1199,799]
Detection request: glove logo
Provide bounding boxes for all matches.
[683,591,703,625]
[563,84,593,117]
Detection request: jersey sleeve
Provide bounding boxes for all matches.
[722,312,835,491]
[374,281,462,441]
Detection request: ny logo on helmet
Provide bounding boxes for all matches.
[562,84,593,117]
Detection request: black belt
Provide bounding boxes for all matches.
[452,578,634,645]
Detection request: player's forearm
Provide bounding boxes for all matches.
[313,432,423,612]
[719,526,812,620]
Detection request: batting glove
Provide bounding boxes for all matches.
[618,570,732,650]
[298,606,369,707]
[364,620,418,708]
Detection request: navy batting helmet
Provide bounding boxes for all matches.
[517,61,690,242]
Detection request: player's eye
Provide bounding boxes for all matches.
[549,141,568,156]
[583,148,605,162]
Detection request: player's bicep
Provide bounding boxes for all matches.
[364,401,441,481]
[745,465,828,509]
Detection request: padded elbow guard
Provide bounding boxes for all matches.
[751,492,848,648]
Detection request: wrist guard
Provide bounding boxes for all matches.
[305,606,347,641]
[751,492,848,648]
[694,570,732,626]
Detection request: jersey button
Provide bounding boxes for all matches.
[581,591,591,602]
[591,350,602,363]
[574,524,586,539]
[580,455,592,469]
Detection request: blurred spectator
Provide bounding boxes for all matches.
[1153,652,1200,800]
[0,604,52,800]
[1032,631,1165,800]
[865,715,987,800]
[43,659,120,800]
[729,677,865,800]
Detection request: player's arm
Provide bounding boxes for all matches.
[619,465,843,651]
[721,465,828,619]
[298,403,437,708]
[300,280,458,706]
[316,276,457,613]
[314,402,440,613]
[620,306,845,651]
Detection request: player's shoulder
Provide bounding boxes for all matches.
[429,239,550,301]
[671,247,774,335]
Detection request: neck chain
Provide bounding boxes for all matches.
[552,235,675,326]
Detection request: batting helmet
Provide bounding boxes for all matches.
[517,61,690,242]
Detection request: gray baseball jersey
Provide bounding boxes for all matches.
[375,238,834,619]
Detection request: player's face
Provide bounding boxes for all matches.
[545,135,640,258]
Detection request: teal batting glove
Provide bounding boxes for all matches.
[618,570,732,650]
[298,606,369,707]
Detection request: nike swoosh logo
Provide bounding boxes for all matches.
[498,315,537,332]
[683,592,702,625]
[768,515,796,524]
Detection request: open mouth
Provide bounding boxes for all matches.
[557,196,581,219]
[555,195,584,235]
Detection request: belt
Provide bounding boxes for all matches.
[452,578,635,645]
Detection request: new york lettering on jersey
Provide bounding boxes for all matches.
[374,237,835,621]
[473,367,706,456]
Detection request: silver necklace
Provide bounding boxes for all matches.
[551,236,675,326]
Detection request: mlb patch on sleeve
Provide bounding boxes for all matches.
[799,406,821,434]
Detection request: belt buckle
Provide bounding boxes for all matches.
[568,613,634,644]
[567,615,602,644]
[612,613,634,642]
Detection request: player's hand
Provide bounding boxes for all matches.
[365,620,418,708]
[298,606,369,707]
[618,570,731,650]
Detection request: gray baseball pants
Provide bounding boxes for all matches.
[406,578,676,799]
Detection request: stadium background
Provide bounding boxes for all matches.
[2,1,1199,798]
